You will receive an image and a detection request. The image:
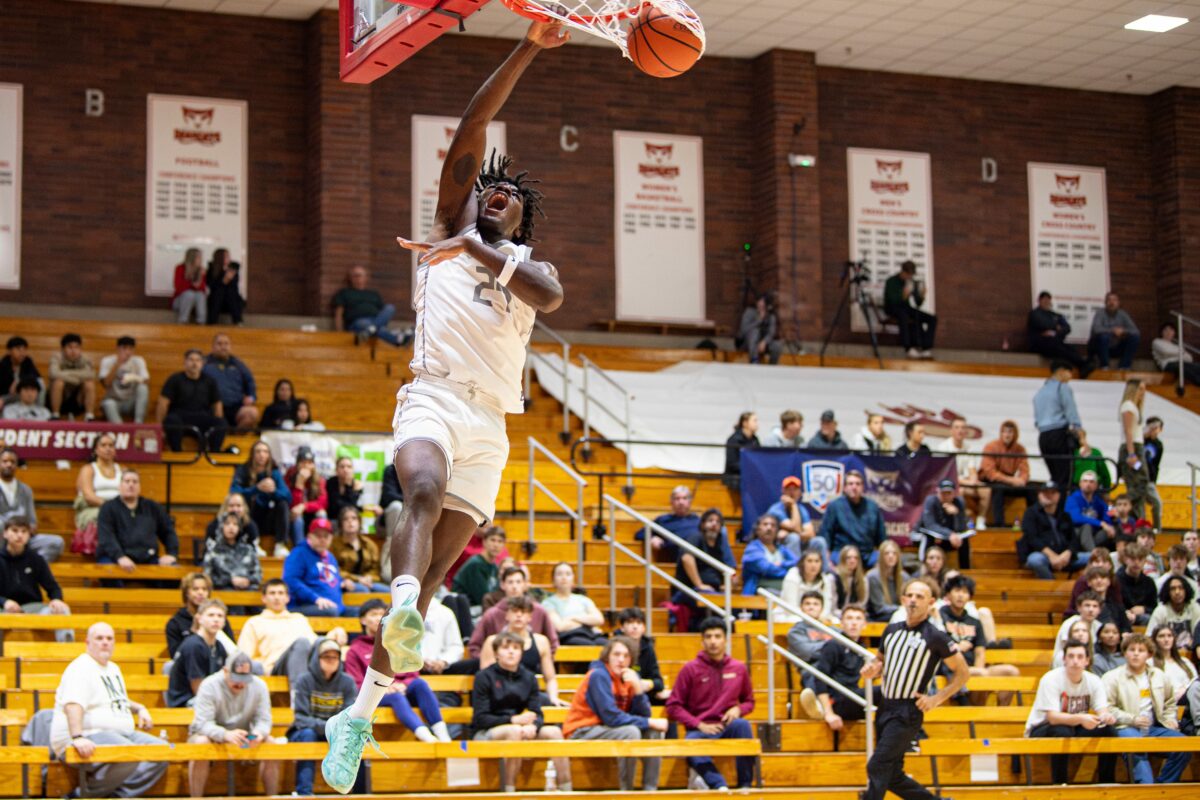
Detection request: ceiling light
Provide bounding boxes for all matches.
[1124,14,1188,32]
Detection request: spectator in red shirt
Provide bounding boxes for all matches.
[172,248,207,324]
[285,447,327,547]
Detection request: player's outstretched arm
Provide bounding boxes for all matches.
[398,236,563,313]
[430,20,570,243]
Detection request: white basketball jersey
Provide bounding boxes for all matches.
[408,225,536,414]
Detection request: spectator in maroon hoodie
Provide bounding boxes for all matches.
[466,567,559,658]
[665,617,755,790]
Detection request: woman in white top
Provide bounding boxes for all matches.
[542,562,606,645]
[851,413,892,454]
[279,398,326,432]
[1117,379,1153,526]
[781,550,837,620]
[1051,619,1093,669]
[73,432,122,548]
[1153,625,1198,701]
[865,539,908,621]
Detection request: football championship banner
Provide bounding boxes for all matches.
[846,148,935,332]
[740,449,958,544]
[410,115,506,294]
[613,131,707,324]
[0,83,21,290]
[145,94,248,299]
[1028,163,1109,343]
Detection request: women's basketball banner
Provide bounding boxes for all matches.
[613,131,707,324]
[0,83,21,290]
[145,94,248,299]
[846,148,935,331]
[0,421,163,462]
[1027,163,1109,343]
[410,115,506,291]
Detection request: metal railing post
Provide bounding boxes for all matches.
[644,513,653,637]
[767,607,775,726]
[527,440,536,553]
[1190,462,1199,531]
[1177,311,1186,396]
[581,360,591,457]
[576,478,585,585]
[526,437,588,582]
[608,497,617,615]
[865,677,874,759]
[724,574,733,655]
[561,341,571,443]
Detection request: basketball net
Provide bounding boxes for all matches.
[501,0,705,58]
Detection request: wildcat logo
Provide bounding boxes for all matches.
[873,404,982,440]
[639,142,680,178]
[802,460,845,513]
[174,106,221,146]
[1050,174,1086,208]
[437,126,457,160]
[864,468,904,513]
[870,159,908,194]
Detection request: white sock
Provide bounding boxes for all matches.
[413,726,436,743]
[349,667,393,721]
[390,575,421,610]
[431,721,451,742]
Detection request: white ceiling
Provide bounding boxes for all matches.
[77,0,1200,93]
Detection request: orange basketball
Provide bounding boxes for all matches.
[627,5,702,79]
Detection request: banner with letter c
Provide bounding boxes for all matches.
[740,449,957,544]
[0,421,163,462]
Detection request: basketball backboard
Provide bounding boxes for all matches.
[339,0,491,84]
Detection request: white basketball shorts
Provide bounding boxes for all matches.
[391,374,509,524]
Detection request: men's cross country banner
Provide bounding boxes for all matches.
[613,131,707,325]
[0,421,163,462]
[145,94,248,299]
[0,83,21,290]
[1028,163,1109,344]
[410,115,506,294]
[846,148,935,333]
[740,449,957,544]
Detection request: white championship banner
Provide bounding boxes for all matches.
[1028,163,1109,343]
[846,148,934,331]
[613,131,707,324]
[410,115,505,292]
[0,83,21,290]
[145,94,248,298]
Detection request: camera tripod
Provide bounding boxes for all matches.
[820,260,884,369]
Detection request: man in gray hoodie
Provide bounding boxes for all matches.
[291,638,362,795]
[1088,292,1140,370]
[187,650,280,797]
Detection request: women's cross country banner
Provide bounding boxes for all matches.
[739,448,957,543]
[0,421,163,462]
[0,83,21,290]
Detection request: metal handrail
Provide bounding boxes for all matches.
[757,589,876,758]
[524,320,572,443]
[1189,461,1200,531]
[526,437,587,583]
[600,492,734,652]
[1171,311,1200,399]
[579,355,634,494]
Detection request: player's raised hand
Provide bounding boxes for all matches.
[397,235,472,267]
[525,13,570,49]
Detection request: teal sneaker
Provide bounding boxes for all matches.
[380,600,425,674]
[321,710,383,794]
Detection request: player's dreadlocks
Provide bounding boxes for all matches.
[476,150,545,244]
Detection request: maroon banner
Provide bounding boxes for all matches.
[0,420,163,462]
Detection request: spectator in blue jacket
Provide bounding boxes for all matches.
[765,475,831,571]
[282,518,351,617]
[203,333,259,430]
[1065,470,1115,553]
[820,471,886,567]
[634,485,701,561]
[230,441,293,556]
[741,514,798,596]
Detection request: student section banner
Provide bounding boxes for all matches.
[613,131,706,324]
[410,115,506,293]
[1027,163,1109,343]
[740,449,957,543]
[846,148,935,332]
[0,421,163,462]
[0,83,21,290]
[145,94,248,299]
[261,430,392,508]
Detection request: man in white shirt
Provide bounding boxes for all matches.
[936,418,990,530]
[1025,639,1117,784]
[99,336,151,424]
[51,622,167,797]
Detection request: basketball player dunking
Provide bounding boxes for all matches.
[320,18,570,791]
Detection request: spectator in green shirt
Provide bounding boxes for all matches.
[452,525,506,610]
[332,265,411,347]
[1072,428,1113,491]
[883,260,937,359]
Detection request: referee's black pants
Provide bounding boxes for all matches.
[864,700,937,800]
[1038,426,1075,495]
[1028,721,1116,784]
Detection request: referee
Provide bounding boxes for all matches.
[860,577,969,800]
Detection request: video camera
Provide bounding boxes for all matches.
[843,260,871,285]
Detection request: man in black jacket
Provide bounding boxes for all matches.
[1018,481,1087,579]
[470,631,571,792]
[97,470,178,570]
[1027,292,1090,375]
[0,516,73,641]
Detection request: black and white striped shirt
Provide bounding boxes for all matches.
[879,617,958,700]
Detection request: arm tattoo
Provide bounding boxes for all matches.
[452,154,478,187]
